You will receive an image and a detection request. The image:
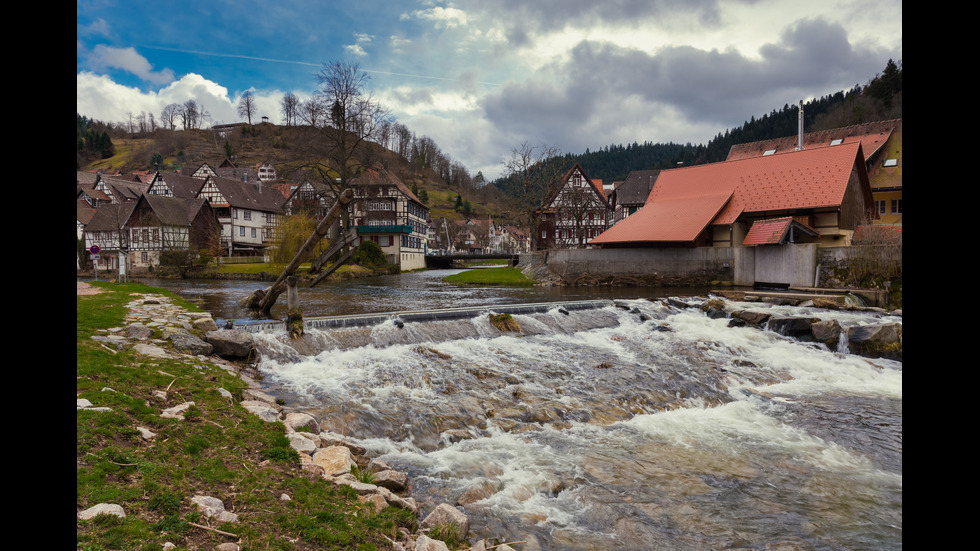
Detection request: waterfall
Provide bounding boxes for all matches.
[249,297,902,550]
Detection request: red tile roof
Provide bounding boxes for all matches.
[592,142,868,245]
[742,217,794,245]
[740,217,818,245]
[726,119,899,162]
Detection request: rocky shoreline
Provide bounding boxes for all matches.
[79,285,515,551]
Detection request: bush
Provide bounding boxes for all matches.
[352,240,390,271]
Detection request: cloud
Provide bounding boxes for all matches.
[345,33,374,57]
[78,18,111,38]
[474,14,899,162]
[85,45,176,85]
[401,6,469,28]
[77,71,270,126]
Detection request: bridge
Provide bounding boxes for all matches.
[424,253,520,269]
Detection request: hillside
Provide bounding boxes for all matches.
[78,122,514,224]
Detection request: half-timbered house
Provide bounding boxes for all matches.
[196,175,286,257]
[535,164,613,249]
[349,166,429,270]
[83,195,220,273]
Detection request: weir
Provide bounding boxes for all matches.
[227,299,613,334]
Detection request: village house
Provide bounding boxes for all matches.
[83,195,220,273]
[609,169,660,225]
[727,119,901,225]
[591,141,874,249]
[536,164,613,249]
[196,174,286,257]
[348,166,429,270]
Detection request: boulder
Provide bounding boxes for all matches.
[847,323,902,360]
[312,446,354,477]
[168,330,213,356]
[768,316,819,340]
[811,319,843,350]
[206,329,256,359]
[729,310,771,327]
[373,468,409,492]
[284,412,320,434]
[420,503,469,540]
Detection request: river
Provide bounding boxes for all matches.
[141,270,902,550]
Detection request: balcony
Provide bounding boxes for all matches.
[354,224,413,234]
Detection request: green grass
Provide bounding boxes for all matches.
[77,281,415,550]
[442,267,535,286]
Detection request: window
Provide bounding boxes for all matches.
[141,252,148,263]
[883,159,898,167]
[891,199,902,214]
[239,227,245,236]
[251,228,256,238]
[877,200,886,215]
[243,210,251,221]
[830,138,843,146]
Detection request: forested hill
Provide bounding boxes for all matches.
[495,59,902,188]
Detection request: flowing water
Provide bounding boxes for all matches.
[141,271,902,550]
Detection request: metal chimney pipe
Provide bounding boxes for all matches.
[797,100,804,150]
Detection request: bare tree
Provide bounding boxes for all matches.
[280,92,300,126]
[237,91,257,124]
[294,61,392,194]
[502,141,563,249]
[161,103,180,130]
[299,95,327,126]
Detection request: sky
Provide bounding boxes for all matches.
[77,0,902,181]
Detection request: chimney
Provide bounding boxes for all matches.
[797,100,804,150]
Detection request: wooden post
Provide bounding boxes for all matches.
[286,276,299,310]
[247,188,355,316]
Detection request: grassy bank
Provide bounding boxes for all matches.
[77,282,414,550]
[442,267,535,286]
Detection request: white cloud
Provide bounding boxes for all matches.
[402,6,469,28]
[85,45,176,85]
[76,71,283,127]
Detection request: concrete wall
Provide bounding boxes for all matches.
[748,244,818,287]
[539,247,735,284]
[525,243,899,290]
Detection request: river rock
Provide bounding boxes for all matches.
[415,535,450,551]
[847,322,902,360]
[312,446,354,476]
[811,319,843,349]
[284,412,320,434]
[729,310,771,327]
[318,431,367,456]
[287,432,317,455]
[420,503,470,540]
[206,329,255,359]
[373,468,409,492]
[241,400,281,422]
[768,316,819,340]
[167,330,213,356]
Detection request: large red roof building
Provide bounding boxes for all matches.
[591,141,873,248]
